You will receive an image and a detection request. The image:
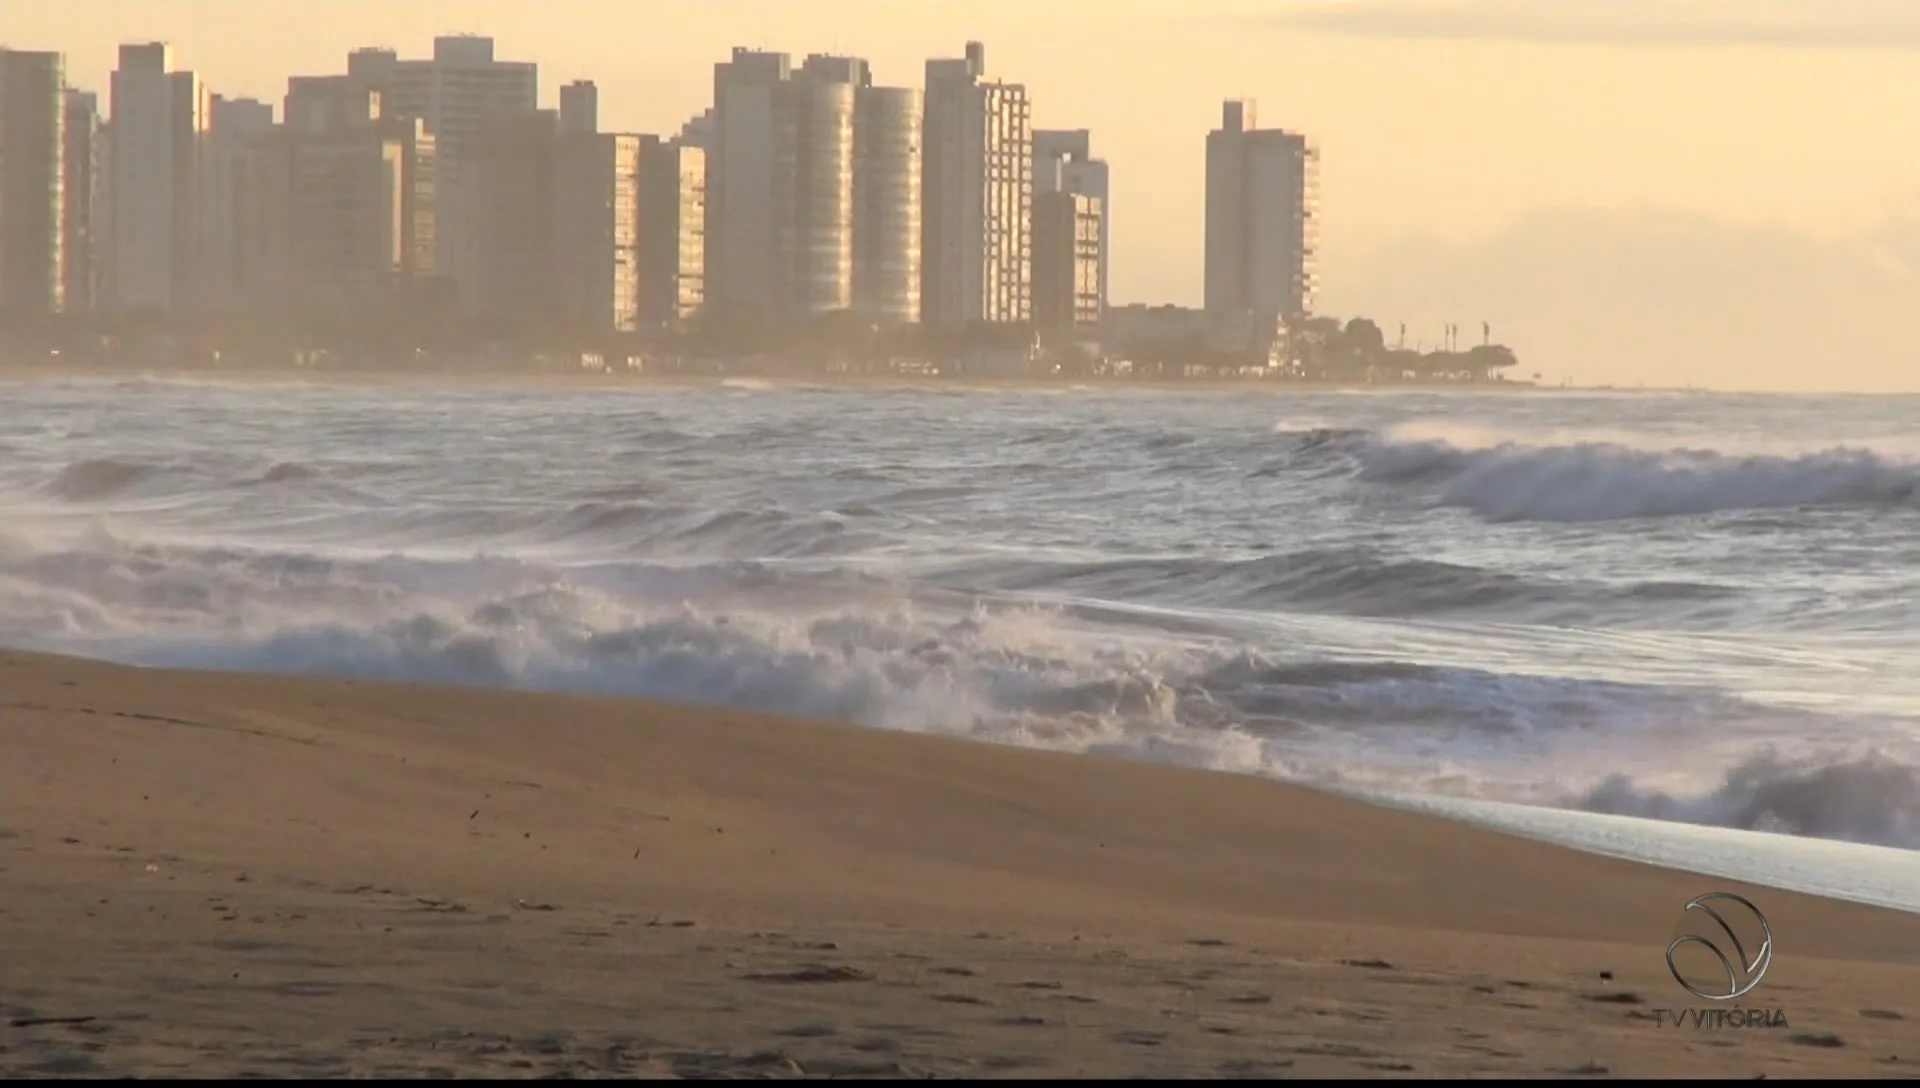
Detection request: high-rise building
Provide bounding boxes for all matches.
[225,125,293,312]
[852,85,921,326]
[285,73,438,290]
[469,110,558,330]
[107,42,209,318]
[288,112,417,320]
[789,55,858,317]
[1034,129,1109,317]
[224,79,434,322]
[470,108,640,336]
[921,41,1031,330]
[201,94,274,312]
[558,80,598,136]
[638,135,705,330]
[705,48,791,319]
[341,36,536,309]
[705,49,891,324]
[1204,99,1318,335]
[1032,190,1102,335]
[61,88,100,315]
[551,109,640,334]
[93,118,114,311]
[0,49,68,318]
[677,109,714,151]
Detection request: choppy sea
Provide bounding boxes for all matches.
[4,375,1916,910]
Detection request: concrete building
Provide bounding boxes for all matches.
[1034,128,1109,317]
[789,55,858,318]
[289,128,411,318]
[552,121,640,335]
[1032,190,1102,335]
[341,36,536,308]
[637,135,704,330]
[0,49,67,317]
[469,107,640,337]
[1204,99,1319,340]
[93,118,113,311]
[469,110,558,330]
[224,126,293,312]
[705,49,887,323]
[284,76,437,288]
[220,81,433,322]
[284,87,417,319]
[852,84,921,326]
[201,94,274,312]
[559,80,597,135]
[921,41,1031,330]
[61,88,100,315]
[107,42,209,318]
[677,109,713,150]
[705,48,791,320]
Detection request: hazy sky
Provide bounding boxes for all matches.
[10,0,1920,391]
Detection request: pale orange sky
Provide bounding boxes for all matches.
[9,0,1920,392]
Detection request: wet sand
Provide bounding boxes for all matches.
[4,650,1914,1077]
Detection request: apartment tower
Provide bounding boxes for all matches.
[638,135,705,330]
[341,37,536,309]
[1033,129,1109,318]
[60,88,100,315]
[107,42,209,317]
[1203,98,1319,337]
[852,84,922,325]
[0,49,68,317]
[921,41,1031,329]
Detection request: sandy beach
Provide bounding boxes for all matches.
[4,649,1916,1078]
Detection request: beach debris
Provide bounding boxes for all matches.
[512,899,558,912]
[413,897,467,913]
[1789,1032,1845,1048]
[1584,991,1645,1005]
[1598,970,1613,980]
[8,1016,98,1029]
[143,864,158,873]
[742,964,874,984]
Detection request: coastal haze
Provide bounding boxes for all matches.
[9,0,1920,390]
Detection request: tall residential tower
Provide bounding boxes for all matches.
[341,36,537,308]
[921,41,1031,329]
[1033,129,1109,319]
[0,49,68,317]
[107,42,209,318]
[1203,99,1319,340]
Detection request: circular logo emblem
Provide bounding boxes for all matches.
[1666,892,1772,1001]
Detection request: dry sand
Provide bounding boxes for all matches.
[4,649,1917,1078]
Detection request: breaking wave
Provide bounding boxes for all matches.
[2,524,1915,850]
[1284,428,1920,522]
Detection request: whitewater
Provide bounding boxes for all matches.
[4,376,1918,909]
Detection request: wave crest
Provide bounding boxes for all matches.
[1354,437,1920,522]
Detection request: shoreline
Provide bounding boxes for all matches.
[0,360,1600,394]
[6,648,1918,1076]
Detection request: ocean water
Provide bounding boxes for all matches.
[4,375,1918,909]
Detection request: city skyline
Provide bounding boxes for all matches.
[8,22,1328,372]
[8,0,1920,390]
